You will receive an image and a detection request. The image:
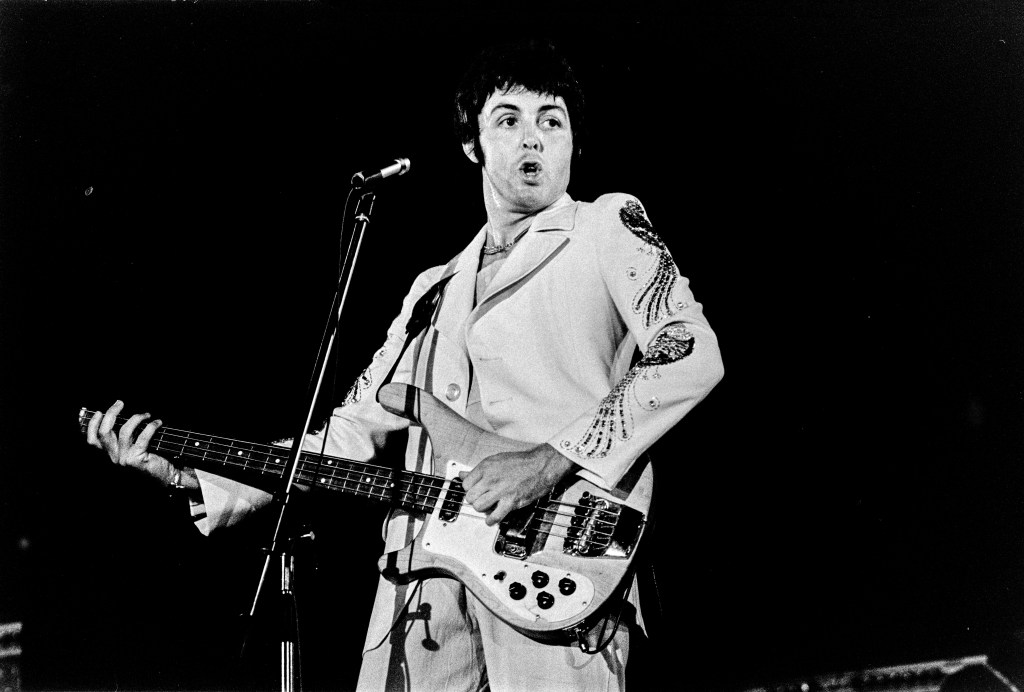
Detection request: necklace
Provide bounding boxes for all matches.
[482,228,529,255]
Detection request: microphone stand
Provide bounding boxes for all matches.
[242,187,378,692]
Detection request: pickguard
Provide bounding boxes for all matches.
[421,460,596,625]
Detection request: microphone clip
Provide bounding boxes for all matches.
[351,158,411,188]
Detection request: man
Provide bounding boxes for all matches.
[88,40,723,691]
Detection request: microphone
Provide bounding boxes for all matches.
[350,158,411,187]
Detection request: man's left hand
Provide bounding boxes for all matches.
[462,444,577,526]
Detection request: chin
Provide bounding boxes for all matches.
[514,187,556,210]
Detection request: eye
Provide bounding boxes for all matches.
[541,116,563,129]
[498,115,518,128]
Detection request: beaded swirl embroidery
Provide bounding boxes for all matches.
[341,345,388,406]
[342,366,373,406]
[564,324,695,459]
[620,199,681,329]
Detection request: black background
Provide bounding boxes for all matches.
[1,1,1023,690]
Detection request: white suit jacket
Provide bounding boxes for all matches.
[191,192,723,545]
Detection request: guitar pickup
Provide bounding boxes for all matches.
[439,478,463,523]
[493,503,553,560]
[493,509,532,559]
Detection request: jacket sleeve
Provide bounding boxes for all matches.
[548,193,724,490]
[190,265,446,534]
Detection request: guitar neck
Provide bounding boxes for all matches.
[77,409,445,515]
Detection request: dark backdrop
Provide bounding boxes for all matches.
[1,1,1023,690]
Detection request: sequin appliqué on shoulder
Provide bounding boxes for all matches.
[341,366,373,407]
[341,344,389,407]
[620,199,682,329]
[562,324,695,459]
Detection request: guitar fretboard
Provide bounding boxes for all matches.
[78,409,447,514]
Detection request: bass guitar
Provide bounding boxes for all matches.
[79,382,652,648]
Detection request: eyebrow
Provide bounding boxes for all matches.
[488,103,568,117]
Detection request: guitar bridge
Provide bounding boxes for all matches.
[564,492,644,558]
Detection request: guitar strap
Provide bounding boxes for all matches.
[634,490,664,642]
[378,272,456,395]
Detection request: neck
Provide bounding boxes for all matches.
[486,215,533,248]
[480,177,559,246]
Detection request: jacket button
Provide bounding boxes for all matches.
[445,383,461,401]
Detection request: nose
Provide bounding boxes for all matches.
[521,122,542,151]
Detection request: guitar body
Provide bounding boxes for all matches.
[376,382,653,644]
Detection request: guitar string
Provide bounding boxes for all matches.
[81,412,621,541]
[79,414,619,543]
[148,431,616,544]
[81,411,445,492]
[80,413,618,544]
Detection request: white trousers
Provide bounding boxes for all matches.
[356,576,631,692]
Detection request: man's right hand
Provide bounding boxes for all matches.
[86,400,181,487]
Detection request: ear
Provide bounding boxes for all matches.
[462,139,479,164]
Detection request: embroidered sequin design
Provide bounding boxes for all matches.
[620,200,681,329]
[565,324,695,459]
[342,366,373,406]
[341,343,390,407]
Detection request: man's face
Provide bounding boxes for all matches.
[469,87,573,215]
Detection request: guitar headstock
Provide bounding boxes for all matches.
[78,407,96,435]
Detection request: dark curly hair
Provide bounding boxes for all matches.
[454,40,585,165]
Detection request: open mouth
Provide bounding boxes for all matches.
[520,161,542,178]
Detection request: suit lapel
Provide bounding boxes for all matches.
[431,195,579,343]
[431,225,486,341]
[475,196,578,309]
